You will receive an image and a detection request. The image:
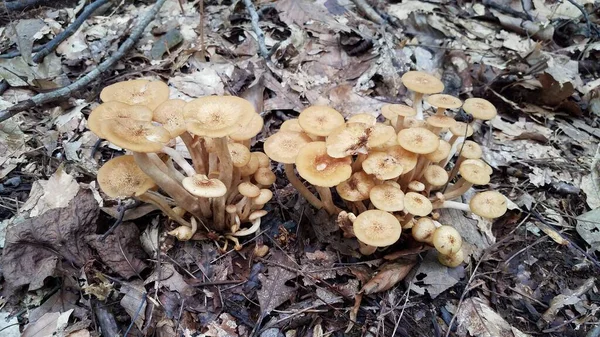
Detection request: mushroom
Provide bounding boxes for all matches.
[397,127,440,154]
[228,142,251,168]
[432,225,462,255]
[229,112,264,146]
[426,94,462,116]
[469,191,508,218]
[438,248,464,267]
[386,145,418,175]
[381,104,416,131]
[408,180,425,192]
[447,140,483,180]
[401,71,444,120]
[182,174,227,198]
[462,98,497,121]
[326,122,370,158]
[254,167,276,186]
[353,210,401,250]
[443,162,490,200]
[298,105,346,138]
[100,79,170,110]
[369,183,404,212]
[88,102,154,139]
[412,217,436,244]
[347,113,377,125]
[336,171,376,207]
[168,217,199,241]
[422,165,448,194]
[403,192,433,226]
[361,152,404,180]
[425,114,457,135]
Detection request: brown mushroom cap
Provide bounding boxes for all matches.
[100,79,170,110]
[423,165,449,187]
[254,167,276,186]
[408,180,425,192]
[369,184,405,212]
[449,122,474,137]
[228,142,252,167]
[353,210,401,247]
[469,191,507,218]
[264,131,313,164]
[369,132,399,152]
[249,209,268,221]
[463,159,493,175]
[239,153,260,176]
[404,192,433,216]
[459,163,490,185]
[401,71,444,94]
[403,117,426,129]
[254,189,273,205]
[386,145,418,174]
[88,102,153,139]
[463,98,497,120]
[412,217,436,244]
[298,105,345,137]
[425,140,451,163]
[438,249,464,267]
[238,181,261,198]
[362,152,404,180]
[347,113,377,125]
[326,122,369,158]
[381,104,416,121]
[426,115,457,130]
[229,113,264,141]
[97,155,155,198]
[456,140,483,159]
[335,171,376,202]
[397,127,440,154]
[295,141,352,187]
[432,225,462,255]
[152,99,187,138]
[368,124,396,148]
[182,174,227,198]
[426,94,463,109]
[184,96,255,137]
[100,118,171,152]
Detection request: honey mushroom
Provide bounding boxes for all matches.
[438,248,465,267]
[369,183,404,212]
[361,152,404,181]
[352,210,402,255]
[422,165,449,194]
[298,105,346,139]
[401,71,445,120]
[336,171,376,214]
[381,104,416,131]
[411,217,437,244]
[100,79,170,110]
[426,94,463,116]
[347,113,377,125]
[432,225,463,255]
[88,102,154,139]
[397,127,440,187]
[447,140,483,180]
[402,192,433,226]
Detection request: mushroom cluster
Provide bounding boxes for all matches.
[265,71,508,267]
[91,79,271,249]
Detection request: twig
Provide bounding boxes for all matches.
[93,300,120,337]
[565,0,599,37]
[198,0,205,60]
[124,293,147,337]
[0,0,168,123]
[32,0,111,63]
[482,0,531,21]
[99,200,138,241]
[0,80,8,95]
[350,0,384,24]
[2,0,49,12]
[241,0,269,59]
[0,45,43,59]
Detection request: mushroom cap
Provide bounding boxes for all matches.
[369,183,405,212]
[254,189,273,204]
[403,117,426,129]
[335,171,376,202]
[449,122,474,137]
[254,167,276,185]
[100,118,171,152]
[459,163,490,185]
[408,180,425,192]
[88,102,153,138]
[469,191,508,218]
[397,127,440,154]
[253,152,271,168]
[463,159,493,175]
[381,104,416,120]
[228,142,252,168]
[295,141,352,187]
[353,210,401,247]
[386,145,418,174]
[404,192,433,216]
[298,105,345,137]
[463,98,497,120]
[423,165,449,187]
[432,225,462,255]
[438,249,464,267]
[230,113,264,141]
[456,140,483,159]
[249,210,268,221]
[362,152,404,180]
[426,115,457,130]
[97,155,155,198]
[184,96,255,137]
[369,132,399,152]
[426,94,462,109]
[368,124,396,148]
[152,99,187,138]
[280,119,304,133]
[401,71,444,94]
[264,131,313,164]
[238,181,261,198]
[412,217,436,243]
[425,140,451,163]
[326,122,370,158]
[239,153,260,176]
[182,174,227,198]
[100,79,170,110]
[347,113,377,125]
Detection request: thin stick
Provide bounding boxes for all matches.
[0,0,168,123]
[0,80,8,95]
[241,0,269,59]
[123,293,147,337]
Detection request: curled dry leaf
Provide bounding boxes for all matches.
[360,262,416,295]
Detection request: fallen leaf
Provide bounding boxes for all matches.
[0,118,31,179]
[145,264,196,297]
[0,312,20,337]
[275,0,350,33]
[257,252,296,314]
[455,297,531,337]
[576,208,600,252]
[29,278,86,323]
[21,309,73,337]
[169,63,233,98]
[21,165,80,217]
[67,330,91,337]
[204,313,238,337]
[10,19,47,64]
[539,278,596,326]
[361,262,415,295]
[120,281,146,330]
[410,251,464,298]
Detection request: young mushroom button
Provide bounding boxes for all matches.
[353,210,402,247]
[100,79,170,110]
[182,174,227,198]
[432,225,463,255]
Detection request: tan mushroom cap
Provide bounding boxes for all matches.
[184,96,255,137]
[381,104,415,121]
[88,102,153,139]
[463,98,497,120]
[404,192,433,216]
[97,155,155,198]
[456,140,483,159]
[425,140,451,163]
[253,152,271,168]
[426,115,457,130]
[280,119,304,133]
[264,131,313,164]
[295,142,352,187]
[100,118,171,152]
[369,184,405,212]
[228,142,252,167]
[254,167,276,185]
[347,113,377,125]
[254,189,273,204]
[438,248,464,267]
[249,209,268,221]
[408,180,425,192]
[239,153,260,176]
[386,145,418,173]
[469,191,507,218]
[153,99,187,138]
[369,132,399,152]
[229,113,264,141]
[423,165,449,187]
[298,105,345,137]
[362,152,404,180]
[182,174,227,198]
[100,79,170,110]
[432,225,462,255]
[449,122,474,137]
[426,94,463,109]
[403,117,426,129]
[238,181,261,198]
[401,71,444,94]
[463,159,493,175]
[326,122,369,158]
[459,163,490,185]
[397,127,440,154]
[353,210,401,247]
[335,171,375,202]
[412,217,436,243]
[368,124,396,148]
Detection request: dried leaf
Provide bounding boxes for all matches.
[11,19,46,64]
[576,208,600,252]
[257,253,296,314]
[21,309,73,337]
[0,312,20,337]
[145,264,196,297]
[29,279,86,323]
[275,0,350,33]
[539,278,596,325]
[410,251,464,298]
[120,281,146,330]
[22,165,80,217]
[455,298,531,337]
[204,313,238,337]
[361,262,415,295]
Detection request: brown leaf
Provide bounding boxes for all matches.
[361,262,415,295]
[29,277,87,323]
[257,252,297,314]
[144,263,196,297]
[21,309,73,337]
[275,0,350,33]
[1,189,98,290]
[120,281,146,330]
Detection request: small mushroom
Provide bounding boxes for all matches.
[448,140,483,180]
[432,225,462,255]
[369,183,404,212]
[228,142,252,168]
[100,79,169,110]
[408,180,425,192]
[469,191,508,219]
[347,113,377,125]
[403,192,433,226]
[326,122,370,158]
[182,174,227,198]
[412,217,436,244]
[422,165,448,194]
[254,167,276,186]
[401,71,445,119]
[438,249,464,267]
[426,94,462,116]
[425,115,457,135]
[397,127,440,154]
[353,210,401,247]
[336,171,376,202]
[362,152,404,180]
[381,104,416,131]
[444,163,490,200]
[463,98,497,121]
[298,105,346,137]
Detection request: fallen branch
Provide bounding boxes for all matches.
[0,80,8,96]
[241,0,269,59]
[0,0,167,123]
[351,0,384,25]
[2,0,50,12]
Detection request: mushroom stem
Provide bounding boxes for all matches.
[161,146,196,177]
[414,158,431,180]
[165,159,186,183]
[233,217,261,237]
[413,92,424,120]
[212,137,234,232]
[442,179,473,200]
[435,107,445,116]
[433,200,471,212]
[283,163,324,210]
[393,116,406,131]
[316,186,338,215]
[353,201,367,214]
[352,154,368,173]
[180,132,206,174]
[402,213,414,228]
[137,192,191,228]
[359,241,377,255]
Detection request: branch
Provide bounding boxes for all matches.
[0,0,167,123]
[350,0,384,24]
[2,0,50,12]
[241,0,269,59]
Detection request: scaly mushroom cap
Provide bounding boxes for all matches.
[412,217,436,244]
[469,191,507,219]
[426,94,463,110]
[100,118,171,152]
[426,115,457,130]
[184,96,255,137]
[367,124,396,148]
[362,152,404,180]
[386,145,418,174]
[88,102,153,138]
[456,140,482,159]
[432,225,462,255]
[347,113,377,125]
[353,210,401,247]
[401,71,444,94]
[425,140,451,163]
[97,155,155,198]
[438,249,464,267]
[336,171,375,202]
[295,142,352,187]
[423,165,449,187]
[152,99,187,138]
[463,98,497,120]
[463,159,493,175]
[280,119,304,133]
[254,167,276,185]
[397,127,440,154]
[298,105,345,137]
[369,184,404,212]
[459,163,490,185]
[229,113,264,141]
[381,104,416,121]
[100,79,170,110]
[228,142,252,168]
[182,174,227,198]
[326,122,370,158]
[449,122,474,137]
[404,192,433,216]
[238,181,261,198]
[264,131,313,164]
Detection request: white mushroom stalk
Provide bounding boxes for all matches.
[432,200,471,212]
[161,146,196,177]
[233,217,261,237]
